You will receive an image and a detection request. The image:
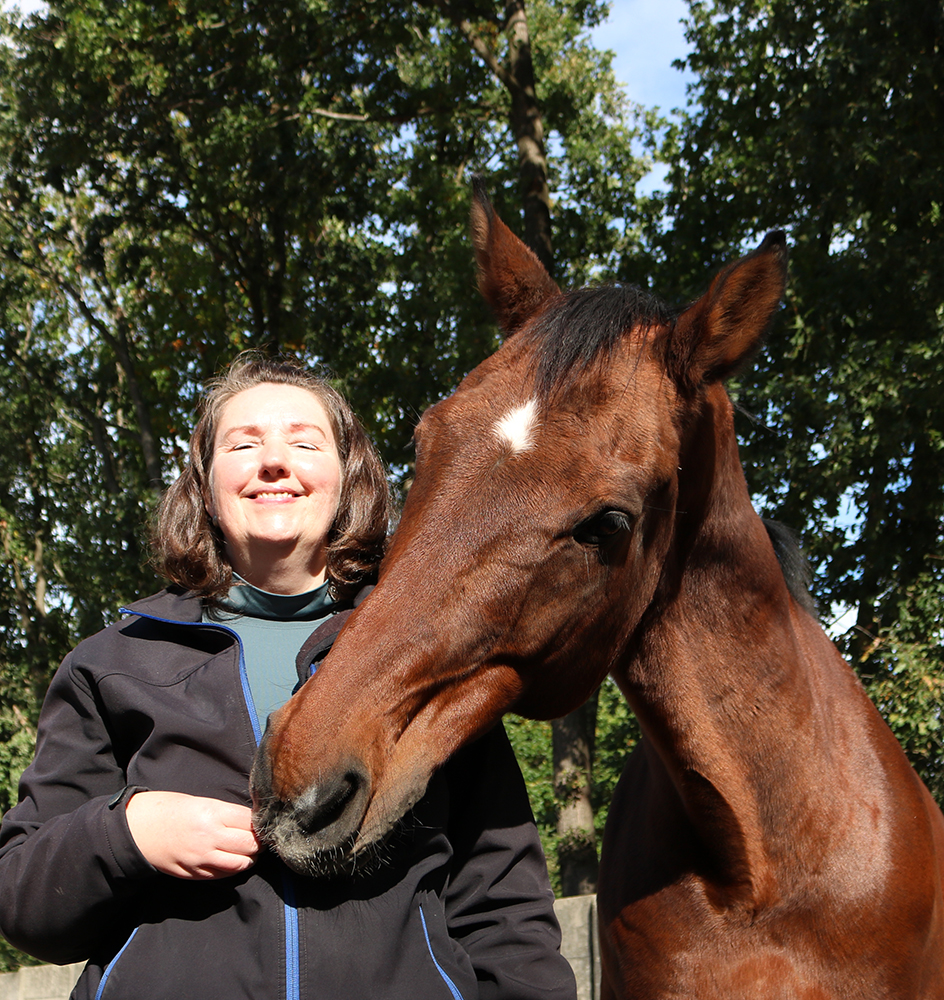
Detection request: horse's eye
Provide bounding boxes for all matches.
[573,510,632,547]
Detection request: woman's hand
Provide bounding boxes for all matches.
[125,790,261,879]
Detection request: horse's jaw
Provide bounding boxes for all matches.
[251,749,429,879]
[249,625,524,877]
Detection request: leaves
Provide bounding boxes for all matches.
[0,0,657,894]
[658,0,944,794]
[506,680,640,896]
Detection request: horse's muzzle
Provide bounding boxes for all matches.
[250,733,372,878]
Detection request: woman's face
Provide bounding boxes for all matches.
[206,382,343,594]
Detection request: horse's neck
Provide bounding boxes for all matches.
[611,404,877,911]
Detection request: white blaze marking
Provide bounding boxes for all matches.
[494,399,539,455]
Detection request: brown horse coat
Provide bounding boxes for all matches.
[253,185,944,999]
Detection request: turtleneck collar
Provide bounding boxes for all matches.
[212,576,343,622]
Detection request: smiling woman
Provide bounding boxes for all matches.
[0,352,576,1000]
[152,354,387,604]
[206,383,343,594]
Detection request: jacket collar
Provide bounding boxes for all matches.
[122,587,204,623]
[124,583,373,645]
[294,584,374,683]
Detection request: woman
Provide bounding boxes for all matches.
[0,355,576,1000]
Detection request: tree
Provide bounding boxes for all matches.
[655,0,944,794]
[505,680,641,895]
[428,0,554,271]
[0,3,659,966]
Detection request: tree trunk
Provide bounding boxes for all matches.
[552,694,599,895]
[113,317,165,489]
[436,1,553,273]
[502,1,553,274]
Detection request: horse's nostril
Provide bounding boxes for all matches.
[294,767,368,838]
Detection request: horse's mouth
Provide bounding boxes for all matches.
[266,826,361,879]
[253,780,425,880]
[259,805,422,880]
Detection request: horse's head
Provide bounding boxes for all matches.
[250,183,787,876]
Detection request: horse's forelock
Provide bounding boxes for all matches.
[522,285,675,400]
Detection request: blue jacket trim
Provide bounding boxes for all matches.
[116,608,292,993]
[118,609,263,741]
[94,927,138,1000]
[283,874,301,1000]
[418,904,464,1000]
[206,620,263,743]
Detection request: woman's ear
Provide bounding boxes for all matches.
[204,484,217,523]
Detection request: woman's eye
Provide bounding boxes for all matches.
[572,510,632,547]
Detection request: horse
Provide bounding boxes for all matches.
[251,183,944,998]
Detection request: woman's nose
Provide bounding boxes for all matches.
[259,440,290,477]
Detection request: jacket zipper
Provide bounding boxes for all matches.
[118,609,302,1000]
[418,904,465,1000]
[94,928,138,1000]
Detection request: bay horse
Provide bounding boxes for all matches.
[252,184,944,998]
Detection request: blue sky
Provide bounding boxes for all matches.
[590,0,695,116]
[587,1,696,193]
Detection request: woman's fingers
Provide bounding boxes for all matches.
[125,790,262,880]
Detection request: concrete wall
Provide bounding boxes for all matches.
[0,963,85,1000]
[554,893,601,1000]
[0,894,600,1000]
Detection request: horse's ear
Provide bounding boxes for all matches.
[470,177,561,338]
[666,232,787,390]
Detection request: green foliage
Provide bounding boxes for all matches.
[506,679,641,895]
[857,573,944,803]
[0,937,41,976]
[592,677,641,818]
[655,0,944,801]
[0,710,34,818]
[0,712,38,973]
[505,715,558,886]
[1,0,659,469]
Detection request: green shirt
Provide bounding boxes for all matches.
[204,578,343,725]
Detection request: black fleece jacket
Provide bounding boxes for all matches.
[0,587,576,1000]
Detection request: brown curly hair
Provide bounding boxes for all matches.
[151,352,391,601]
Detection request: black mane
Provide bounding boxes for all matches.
[517,286,817,618]
[762,518,818,617]
[522,284,675,399]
